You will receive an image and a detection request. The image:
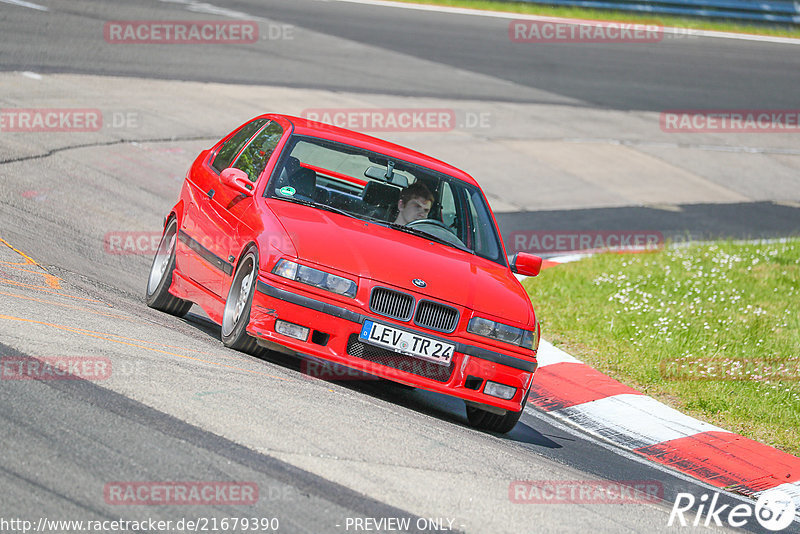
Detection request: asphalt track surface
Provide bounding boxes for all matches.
[4,0,800,110]
[0,0,798,533]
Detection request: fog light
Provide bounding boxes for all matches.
[483,381,516,400]
[275,320,310,341]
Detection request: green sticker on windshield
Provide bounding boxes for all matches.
[279,186,296,196]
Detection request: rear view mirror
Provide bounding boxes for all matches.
[364,165,409,188]
[510,252,542,277]
[220,168,255,196]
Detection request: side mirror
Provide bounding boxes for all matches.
[511,252,542,277]
[220,167,255,196]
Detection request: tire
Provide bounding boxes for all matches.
[145,217,192,317]
[466,389,529,434]
[221,248,262,355]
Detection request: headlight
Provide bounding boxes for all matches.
[468,317,536,350]
[272,259,357,298]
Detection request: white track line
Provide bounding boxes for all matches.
[551,394,730,449]
[535,339,582,367]
[524,405,751,494]
[0,0,48,11]
[328,0,800,45]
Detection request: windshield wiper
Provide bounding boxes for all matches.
[384,222,475,255]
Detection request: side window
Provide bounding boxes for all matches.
[211,118,268,173]
[462,187,500,260]
[232,121,284,182]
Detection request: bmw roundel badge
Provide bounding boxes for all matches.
[412,279,427,288]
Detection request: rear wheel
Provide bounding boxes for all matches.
[221,248,262,355]
[466,390,529,434]
[145,217,192,317]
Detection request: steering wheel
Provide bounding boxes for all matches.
[406,218,451,232]
[406,219,466,248]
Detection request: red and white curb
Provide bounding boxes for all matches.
[525,255,800,512]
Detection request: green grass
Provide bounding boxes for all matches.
[523,239,800,456]
[394,0,800,38]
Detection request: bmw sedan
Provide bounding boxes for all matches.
[146,114,542,433]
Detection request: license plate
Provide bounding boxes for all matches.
[359,320,454,365]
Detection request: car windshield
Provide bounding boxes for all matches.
[265,135,505,265]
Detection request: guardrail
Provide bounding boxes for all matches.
[509,0,800,24]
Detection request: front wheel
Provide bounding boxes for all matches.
[221,248,262,355]
[145,217,192,317]
[465,390,529,434]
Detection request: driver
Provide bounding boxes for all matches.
[394,182,434,225]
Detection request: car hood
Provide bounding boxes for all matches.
[267,200,533,324]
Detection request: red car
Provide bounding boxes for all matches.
[146,114,542,433]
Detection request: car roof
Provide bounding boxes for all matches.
[262,113,480,187]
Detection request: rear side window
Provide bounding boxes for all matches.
[232,121,284,182]
[211,118,268,172]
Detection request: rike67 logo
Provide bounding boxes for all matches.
[669,489,797,531]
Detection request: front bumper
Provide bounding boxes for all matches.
[249,277,537,413]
